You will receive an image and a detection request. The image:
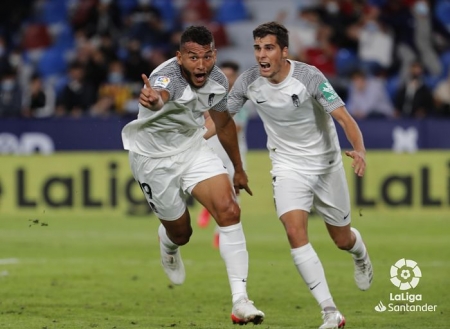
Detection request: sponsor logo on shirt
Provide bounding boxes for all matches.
[154,76,171,88]
[319,82,338,102]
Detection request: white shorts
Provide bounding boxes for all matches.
[271,166,351,227]
[128,139,228,220]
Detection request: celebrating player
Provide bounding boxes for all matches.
[122,26,264,325]
[227,21,373,329]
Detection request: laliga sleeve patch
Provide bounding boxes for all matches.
[154,76,171,88]
[319,82,338,102]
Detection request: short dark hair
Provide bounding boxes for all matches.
[253,21,289,50]
[180,26,214,49]
[220,61,240,73]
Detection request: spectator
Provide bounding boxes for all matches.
[433,71,450,117]
[84,47,109,92]
[412,0,442,77]
[124,38,153,83]
[0,35,9,75]
[22,73,55,118]
[56,62,97,118]
[94,60,133,116]
[348,5,394,74]
[394,61,434,118]
[288,7,322,60]
[125,0,169,48]
[346,69,394,119]
[0,67,22,118]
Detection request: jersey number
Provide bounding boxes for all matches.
[138,181,158,213]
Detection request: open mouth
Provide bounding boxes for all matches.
[194,73,207,83]
[260,62,271,72]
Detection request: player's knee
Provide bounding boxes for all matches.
[170,228,193,246]
[333,235,353,250]
[215,198,240,225]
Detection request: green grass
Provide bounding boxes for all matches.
[0,151,449,329]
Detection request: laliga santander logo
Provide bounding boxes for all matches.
[390,258,422,290]
[375,258,437,313]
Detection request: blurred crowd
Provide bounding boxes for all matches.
[0,0,450,120]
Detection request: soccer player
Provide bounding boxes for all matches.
[227,22,374,329]
[122,26,264,325]
[197,61,250,249]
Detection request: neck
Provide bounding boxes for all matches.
[268,59,290,84]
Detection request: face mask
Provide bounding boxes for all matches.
[138,0,151,6]
[9,54,22,67]
[365,21,379,33]
[326,2,339,14]
[1,79,15,91]
[108,72,124,84]
[414,2,429,15]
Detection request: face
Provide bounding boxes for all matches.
[221,67,238,89]
[253,34,289,83]
[353,75,366,91]
[177,42,216,88]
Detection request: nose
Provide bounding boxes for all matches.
[257,48,266,59]
[197,58,205,70]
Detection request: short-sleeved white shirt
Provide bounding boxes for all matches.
[122,57,228,158]
[228,60,345,174]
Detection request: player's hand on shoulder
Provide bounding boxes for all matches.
[345,150,366,177]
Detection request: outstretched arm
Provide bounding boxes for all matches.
[331,106,366,177]
[139,74,170,111]
[209,109,252,196]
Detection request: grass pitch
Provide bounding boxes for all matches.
[0,151,448,328]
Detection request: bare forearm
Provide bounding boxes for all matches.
[343,118,365,153]
[217,120,244,171]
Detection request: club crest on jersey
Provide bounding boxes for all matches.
[154,76,171,88]
[291,94,300,107]
[208,93,215,106]
[319,82,338,102]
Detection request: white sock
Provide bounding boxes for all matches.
[158,224,179,254]
[291,243,336,309]
[349,227,366,260]
[218,222,249,303]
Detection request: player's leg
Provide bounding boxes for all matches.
[128,151,191,285]
[157,211,192,285]
[313,167,373,292]
[192,175,264,324]
[273,170,345,329]
[186,141,264,325]
[197,135,233,230]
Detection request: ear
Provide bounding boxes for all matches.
[176,50,182,65]
[282,46,289,59]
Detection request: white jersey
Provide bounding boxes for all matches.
[228,60,345,174]
[122,58,228,158]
